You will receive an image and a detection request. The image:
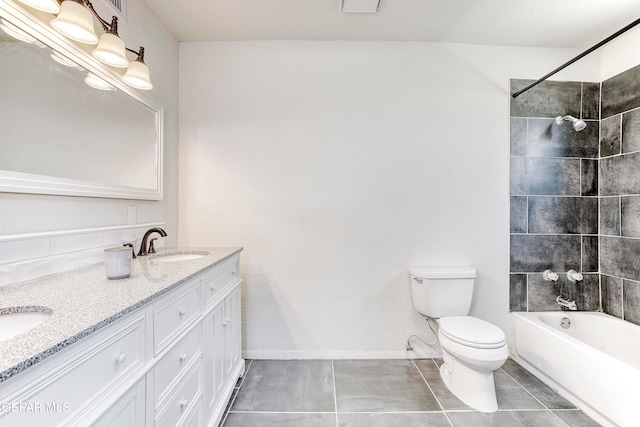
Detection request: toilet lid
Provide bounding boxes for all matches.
[439,316,506,349]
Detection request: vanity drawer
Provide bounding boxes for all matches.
[154,279,202,355]
[0,314,146,427]
[204,259,238,305]
[154,323,203,407]
[155,362,202,427]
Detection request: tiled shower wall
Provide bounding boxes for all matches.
[599,65,640,325]
[509,65,640,326]
[509,79,601,312]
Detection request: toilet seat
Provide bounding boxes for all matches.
[439,316,506,349]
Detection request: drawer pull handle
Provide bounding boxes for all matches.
[180,353,188,363]
[115,352,127,364]
[179,308,187,317]
[223,318,230,326]
[210,285,216,292]
[180,398,188,409]
[231,270,236,275]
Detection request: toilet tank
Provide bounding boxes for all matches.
[409,267,476,318]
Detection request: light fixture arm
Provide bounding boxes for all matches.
[126,46,146,62]
[79,0,113,33]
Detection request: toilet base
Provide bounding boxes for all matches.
[439,351,498,413]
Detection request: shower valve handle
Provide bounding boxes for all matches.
[543,269,559,282]
[567,269,583,282]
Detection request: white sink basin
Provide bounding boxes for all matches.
[151,252,208,263]
[0,309,51,342]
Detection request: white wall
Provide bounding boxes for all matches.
[600,25,640,81]
[179,41,596,358]
[0,1,179,241]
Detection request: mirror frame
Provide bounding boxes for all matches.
[0,0,163,200]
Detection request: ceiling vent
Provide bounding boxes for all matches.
[340,0,381,13]
[102,0,127,22]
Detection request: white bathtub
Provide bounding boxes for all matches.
[510,312,640,427]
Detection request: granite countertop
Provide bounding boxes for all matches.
[0,247,242,383]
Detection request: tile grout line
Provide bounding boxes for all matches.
[498,367,572,427]
[331,360,339,427]
[411,359,455,427]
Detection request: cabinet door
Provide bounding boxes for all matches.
[203,301,225,419]
[224,284,242,378]
[92,379,145,427]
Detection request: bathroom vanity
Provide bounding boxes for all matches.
[0,247,243,427]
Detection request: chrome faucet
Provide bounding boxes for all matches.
[556,295,577,311]
[138,227,167,256]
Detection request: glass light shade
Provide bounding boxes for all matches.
[122,60,153,90]
[84,73,115,91]
[92,32,129,68]
[50,1,98,45]
[16,0,61,14]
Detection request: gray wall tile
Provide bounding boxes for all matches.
[600,114,621,157]
[580,159,598,196]
[581,82,600,120]
[511,79,581,118]
[527,119,598,158]
[510,196,527,233]
[526,158,581,195]
[622,108,640,153]
[510,235,581,272]
[527,274,564,311]
[601,274,623,318]
[602,64,640,118]
[510,157,526,195]
[621,196,640,237]
[510,274,527,311]
[581,236,599,273]
[600,236,640,281]
[600,197,620,236]
[600,152,640,196]
[528,197,597,234]
[623,280,640,325]
[510,118,527,156]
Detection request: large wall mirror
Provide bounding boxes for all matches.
[0,1,163,200]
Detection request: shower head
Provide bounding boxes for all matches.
[555,115,587,132]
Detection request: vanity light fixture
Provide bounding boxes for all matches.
[50,0,98,44]
[16,0,152,90]
[122,47,153,90]
[91,17,129,68]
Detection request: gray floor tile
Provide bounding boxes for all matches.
[223,412,336,427]
[447,410,567,427]
[552,409,602,427]
[334,360,440,412]
[338,412,451,427]
[414,359,470,410]
[500,359,575,409]
[231,360,335,412]
[494,369,544,410]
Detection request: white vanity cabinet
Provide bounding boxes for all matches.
[202,258,243,427]
[0,251,243,427]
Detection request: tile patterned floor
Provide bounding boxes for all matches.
[220,359,601,427]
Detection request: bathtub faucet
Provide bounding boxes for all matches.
[556,295,577,311]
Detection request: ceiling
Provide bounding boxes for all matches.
[145,0,640,48]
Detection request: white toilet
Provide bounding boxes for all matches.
[409,267,508,413]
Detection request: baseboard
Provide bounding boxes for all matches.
[242,348,442,360]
